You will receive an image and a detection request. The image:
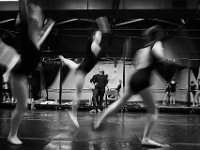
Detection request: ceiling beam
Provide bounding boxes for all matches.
[0,0,198,11]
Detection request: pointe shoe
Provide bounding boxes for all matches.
[141,138,166,147]
[67,111,79,128]
[7,135,23,145]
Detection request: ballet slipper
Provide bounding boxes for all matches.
[7,135,23,145]
[67,111,79,128]
[141,138,168,147]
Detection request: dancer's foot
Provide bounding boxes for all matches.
[89,109,96,113]
[59,55,79,69]
[7,135,22,145]
[93,114,104,130]
[141,138,165,147]
[67,111,79,128]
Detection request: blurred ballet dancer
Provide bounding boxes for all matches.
[59,30,103,128]
[0,1,54,145]
[94,25,170,147]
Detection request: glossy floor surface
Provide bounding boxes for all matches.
[0,109,200,150]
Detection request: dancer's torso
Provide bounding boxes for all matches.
[77,39,100,74]
[129,41,163,93]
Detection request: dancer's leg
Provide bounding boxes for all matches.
[68,71,85,128]
[59,55,79,70]
[8,74,27,145]
[139,88,163,147]
[94,91,132,129]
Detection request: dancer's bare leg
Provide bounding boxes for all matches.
[94,91,132,129]
[139,88,163,147]
[59,55,79,70]
[68,71,85,128]
[8,74,28,145]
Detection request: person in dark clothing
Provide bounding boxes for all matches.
[90,69,109,113]
[162,82,171,105]
[190,81,197,106]
[169,78,177,105]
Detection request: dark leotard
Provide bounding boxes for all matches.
[77,38,100,74]
[12,37,40,76]
[129,45,158,93]
[12,2,40,76]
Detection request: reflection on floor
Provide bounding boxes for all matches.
[0,109,200,150]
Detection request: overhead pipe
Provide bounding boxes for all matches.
[56,18,78,25]
[0,18,15,24]
[115,18,144,26]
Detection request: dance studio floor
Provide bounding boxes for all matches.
[0,109,200,150]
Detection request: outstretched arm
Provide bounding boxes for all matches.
[152,41,165,59]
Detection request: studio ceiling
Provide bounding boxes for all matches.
[0,0,200,58]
